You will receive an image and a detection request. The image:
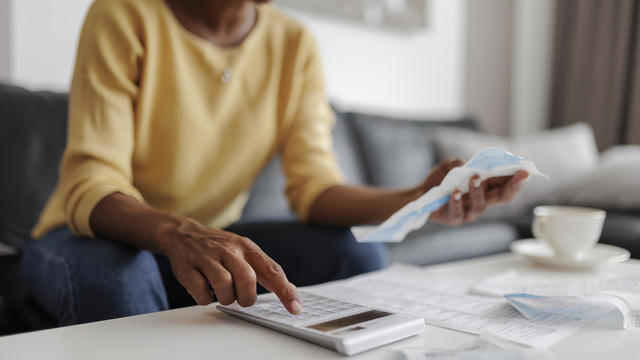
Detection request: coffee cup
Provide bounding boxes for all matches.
[532,205,606,259]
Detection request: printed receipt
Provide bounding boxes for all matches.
[304,265,598,348]
[472,272,640,330]
[352,147,548,243]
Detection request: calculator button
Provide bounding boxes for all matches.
[224,292,370,327]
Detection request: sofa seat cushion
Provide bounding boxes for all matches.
[385,221,519,266]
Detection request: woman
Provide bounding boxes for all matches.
[22,0,528,325]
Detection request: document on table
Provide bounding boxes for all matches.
[471,271,640,297]
[472,272,640,330]
[505,294,614,326]
[304,265,604,348]
[351,148,548,243]
[587,291,640,330]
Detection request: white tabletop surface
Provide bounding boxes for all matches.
[2,253,640,359]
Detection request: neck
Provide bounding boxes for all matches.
[167,0,258,47]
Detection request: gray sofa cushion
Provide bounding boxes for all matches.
[601,212,640,257]
[332,111,368,186]
[348,113,477,189]
[240,156,295,221]
[241,111,366,221]
[386,221,519,266]
[0,85,67,249]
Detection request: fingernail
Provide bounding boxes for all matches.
[473,177,482,188]
[290,299,303,315]
[453,192,461,201]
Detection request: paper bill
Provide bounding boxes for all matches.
[505,294,613,328]
[583,291,640,330]
[352,147,548,243]
[304,264,592,348]
[472,272,640,330]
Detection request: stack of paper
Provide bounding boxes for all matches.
[472,272,640,330]
[304,265,618,348]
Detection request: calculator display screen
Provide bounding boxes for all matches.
[307,310,392,332]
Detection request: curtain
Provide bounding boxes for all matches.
[549,0,640,150]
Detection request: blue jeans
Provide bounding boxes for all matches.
[20,221,387,326]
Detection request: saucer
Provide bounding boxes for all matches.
[510,239,630,269]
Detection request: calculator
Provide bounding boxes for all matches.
[216,292,425,356]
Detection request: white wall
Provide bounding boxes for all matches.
[511,0,554,136]
[0,0,10,81]
[464,0,554,135]
[8,0,92,91]
[1,0,554,132]
[2,0,468,119]
[464,0,514,136]
[283,0,468,118]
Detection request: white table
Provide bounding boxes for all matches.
[2,253,639,359]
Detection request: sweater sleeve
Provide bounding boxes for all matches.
[279,31,346,221]
[60,0,145,237]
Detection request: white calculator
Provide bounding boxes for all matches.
[217,292,424,356]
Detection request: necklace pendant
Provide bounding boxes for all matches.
[221,67,232,84]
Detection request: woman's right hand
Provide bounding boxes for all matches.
[90,192,302,314]
[156,218,303,314]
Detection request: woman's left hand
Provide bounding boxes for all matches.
[419,159,530,226]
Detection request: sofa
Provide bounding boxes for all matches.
[1,84,638,335]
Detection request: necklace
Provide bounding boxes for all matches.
[221,66,233,84]
[187,1,258,85]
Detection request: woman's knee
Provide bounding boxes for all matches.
[72,240,168,319]
[21,228,168,325]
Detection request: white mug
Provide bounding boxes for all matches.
[532,206,606,259]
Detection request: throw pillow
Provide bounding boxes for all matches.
[561,145,640,210]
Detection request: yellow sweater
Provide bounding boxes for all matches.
[32,0,344,239]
